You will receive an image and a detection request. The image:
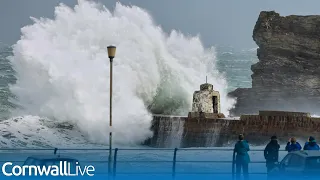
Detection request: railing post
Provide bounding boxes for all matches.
[172,148,178,179]
[108,148,113,178]
[232,150,235,180]
[54,148,58,155]
[113,148,118,179]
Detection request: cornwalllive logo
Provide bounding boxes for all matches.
[1,161,95,176]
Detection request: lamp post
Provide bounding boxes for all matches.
[107,45,116,176]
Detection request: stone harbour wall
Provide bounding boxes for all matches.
[226,115,320,145]
[145,111,320,148]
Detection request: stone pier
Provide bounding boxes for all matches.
[145,111,320,148]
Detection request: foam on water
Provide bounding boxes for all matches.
[3,0,235,147]
[0,116,91,148]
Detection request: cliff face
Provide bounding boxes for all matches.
[229,11,320,116]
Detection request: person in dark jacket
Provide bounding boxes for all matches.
[264,136,280,173]
[234,134,250,180]
[285,137,301,152]
[303,136,320,150]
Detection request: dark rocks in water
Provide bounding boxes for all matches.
[56,123,73,130]
[229,11,320,116]
[16,140,27,146]
[2,132,16,139]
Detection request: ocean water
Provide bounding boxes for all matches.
[216,47,257,91]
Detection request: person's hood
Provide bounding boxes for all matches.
[270,139,278,144]
[309,136,315,142]
[308,141,317,146]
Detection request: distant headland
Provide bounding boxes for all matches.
[229,11,320,116]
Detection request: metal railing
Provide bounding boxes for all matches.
[0,148,287,179]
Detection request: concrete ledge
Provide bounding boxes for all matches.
[152,114,187,118]
[188,112,225,119]
[258,111,310,117]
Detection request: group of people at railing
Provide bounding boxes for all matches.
[233,134,320,180]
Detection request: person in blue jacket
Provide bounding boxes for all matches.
[285,137,302,152]
[303,136,320,150]
[234,134,250,180]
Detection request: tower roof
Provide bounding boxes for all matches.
[200,83,214,91]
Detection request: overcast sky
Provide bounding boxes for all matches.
[1,0,320,50]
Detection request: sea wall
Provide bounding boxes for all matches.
[229,11,320,116]
[145,111,320,148]
[144,115,187,148]
[228,114,320,145]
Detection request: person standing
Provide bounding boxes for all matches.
[234,134,250,180]
[303,136,320,150]
[285,137,301,152]
[264,136,280,173]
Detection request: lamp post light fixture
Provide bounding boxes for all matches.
[107,45,116,176]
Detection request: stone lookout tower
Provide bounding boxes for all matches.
[192,83,221,114]
[188,82,225,119]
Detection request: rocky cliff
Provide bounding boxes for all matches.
[229,11,320,116]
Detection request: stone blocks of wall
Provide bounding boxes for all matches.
[258,111,311,117]
[146,111,320,148]
[143,115,187,147]
[188,112,225,119]
[233,115,320,145]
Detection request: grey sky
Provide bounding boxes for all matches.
[1,0,320,50]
